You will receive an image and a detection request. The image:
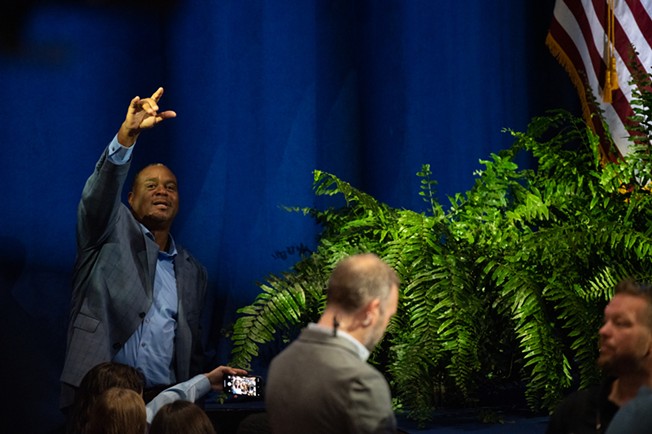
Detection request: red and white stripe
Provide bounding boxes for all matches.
[547,0,652,158]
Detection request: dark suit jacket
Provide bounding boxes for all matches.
[545,377,618,434]
[60,147,207,408]
[266,327,397,434]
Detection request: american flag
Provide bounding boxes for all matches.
[547,0,652,159]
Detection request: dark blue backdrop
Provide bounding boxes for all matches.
[0,1,577,431]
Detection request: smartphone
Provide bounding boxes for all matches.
[223,374,264,398]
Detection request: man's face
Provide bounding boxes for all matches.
[364,285,399,352]
[128,164,179,230]
[598,293,652,375]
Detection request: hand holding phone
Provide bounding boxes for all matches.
[223,374,264,398]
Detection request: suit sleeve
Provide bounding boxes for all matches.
[77,146,131,250]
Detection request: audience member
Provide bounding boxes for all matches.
[546,279,652,434]
[265,253,400,434]
[66,362,145,434]
[149,400,217,434]
[85,387,147,434]
[60,87,209,410]
[67,361,246,433]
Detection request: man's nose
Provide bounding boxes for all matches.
[154,184,168,194]
[599,322,610,337]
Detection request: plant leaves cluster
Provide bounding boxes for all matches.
[229,72,652,424]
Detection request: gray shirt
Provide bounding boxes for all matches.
[606,386,652,434]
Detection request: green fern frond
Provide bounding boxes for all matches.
[230,258,329,369]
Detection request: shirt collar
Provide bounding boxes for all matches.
[140,223,178,257]
[307,323,370,361]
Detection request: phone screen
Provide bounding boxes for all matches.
[223,374,263,397]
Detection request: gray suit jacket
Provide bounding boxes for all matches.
[60,148,207,408]
[266,327,397,434]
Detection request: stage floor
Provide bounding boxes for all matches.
[398,410,549,434]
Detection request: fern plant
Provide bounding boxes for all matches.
[228,73,652,424]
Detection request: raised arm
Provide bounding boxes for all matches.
[77,87,177,247]
[145,365,248,423]
[117,86,177,147]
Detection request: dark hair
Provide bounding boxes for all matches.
[326,253,400,313]
[67,362,145,434]
[85,387,146,434]
[614,279,652,328]
[149,401,216,434]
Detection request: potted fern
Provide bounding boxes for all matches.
[228,71,652,424]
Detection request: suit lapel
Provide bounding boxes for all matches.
[136,231,159,299]
[173,248,193,380]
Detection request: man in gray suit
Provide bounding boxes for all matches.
[265,253,400,434]
[60,87,208,410]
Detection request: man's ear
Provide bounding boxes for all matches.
[362,298,381,327]
[127,191,134,207]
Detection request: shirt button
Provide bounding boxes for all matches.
[139,312,146,319]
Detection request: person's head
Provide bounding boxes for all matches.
[67,362,145,434]
[85,387,147,434]
[326,253,400,351]
[149,400,217,434]
[128,163,179,231]
[598,279,652,376]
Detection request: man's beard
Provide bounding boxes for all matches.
[598,352,647,376]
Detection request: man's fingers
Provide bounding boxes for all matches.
[126,88,174,128]
[158,110,177,120]
[134,87,166,114]
[151,86,164,101]
[140,99,159,115]
[223,367,244,375]
[128,96,141,111]
[145,111,176,128]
